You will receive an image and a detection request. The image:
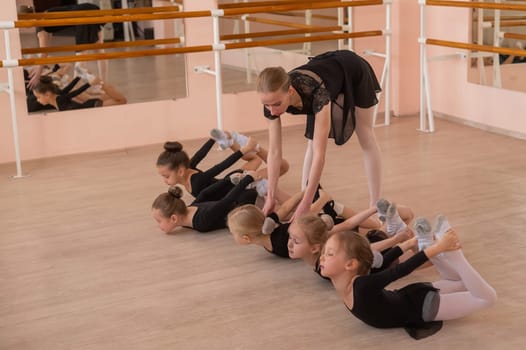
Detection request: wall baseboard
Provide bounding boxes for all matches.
[397,112,526,141]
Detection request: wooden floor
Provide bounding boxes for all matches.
[1,116,525,349]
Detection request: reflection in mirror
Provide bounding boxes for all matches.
[218,0,342,93]
[469,4,526,93]
[17,0,187,114]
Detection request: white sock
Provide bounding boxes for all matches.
[231,131,248,147]
[413,217,434,251]
[255,179,268,197]
[262,216,278,235]
[433,214,451,240]
[376,198,390,222]
[210,128,233,150]
[385,203,407,236]
[333,201,345,216]
[371,250,384,269]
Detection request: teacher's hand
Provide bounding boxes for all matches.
[291,199,311,223]
[262,196,275,216]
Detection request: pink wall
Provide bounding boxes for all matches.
[0,0,286,165]
[426,6,526,134]
[1,1,525,166]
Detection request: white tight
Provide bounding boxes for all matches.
[431,251,497,321]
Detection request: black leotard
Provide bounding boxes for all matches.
[350,251,439,329]
[190,175,258,232]
[188,139,244,202]
[263,213,291,258]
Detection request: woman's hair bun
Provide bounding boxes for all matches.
[39,75,53,84]
[163,141,183,153]
[167,185,183,198]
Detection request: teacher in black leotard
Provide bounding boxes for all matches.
[257,50,382,219]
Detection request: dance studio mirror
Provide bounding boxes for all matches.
[468,5,526,93]
[17,0,187,114]
[217,0,341,94]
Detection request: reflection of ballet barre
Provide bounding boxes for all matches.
[474,15,526,22]
[268,12,342,21]
[426,39,526,58]
[221,26,343,41]
[228,15,330,30]
[218,0,332,9]
[17,5,181,20]
[501,32,526,41]
[482,20,526,28]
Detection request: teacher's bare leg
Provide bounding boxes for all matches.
[354,106,382,207]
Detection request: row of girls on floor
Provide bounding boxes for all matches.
[150,50,496,340]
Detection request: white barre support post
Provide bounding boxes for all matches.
[338,8,344,50]
[242,14,253,83]
[174,2,184,46]
[121,0,135,42]
[303,10,312,55]
[476,7,487,84]
[419,0,434,132]
[3,30,25,178]
[369,48,388,127]
[369,0,391,127]
[493,1,502,88]
[347,6,353,51]
[384,1,391,126]
[212,11,225,130]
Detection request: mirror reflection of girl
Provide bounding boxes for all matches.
[152,171,261,234]
[319,217,497,339]
[156,134,290,204]
[32,73,126,111]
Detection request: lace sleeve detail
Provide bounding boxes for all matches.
[290,70,330,115]
[312,85,330,114]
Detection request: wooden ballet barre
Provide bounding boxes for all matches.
[0,45,213,68]
[14,10,211,28]
[493,20,526,28]
[426,0,526,11]
[268,12,339,21]
[477,15,526,22]
[502,32,526,41]
[218,0,331,10]
[221,26,343,41]
[239,15,328,29]
[221,0,383,17]
[426,38,526,57]
[17,6,181,20]
[21,38,182,55]
[224,30,382,50]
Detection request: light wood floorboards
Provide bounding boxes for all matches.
[1,116,525,349]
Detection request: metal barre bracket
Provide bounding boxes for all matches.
[193,65,216,76]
